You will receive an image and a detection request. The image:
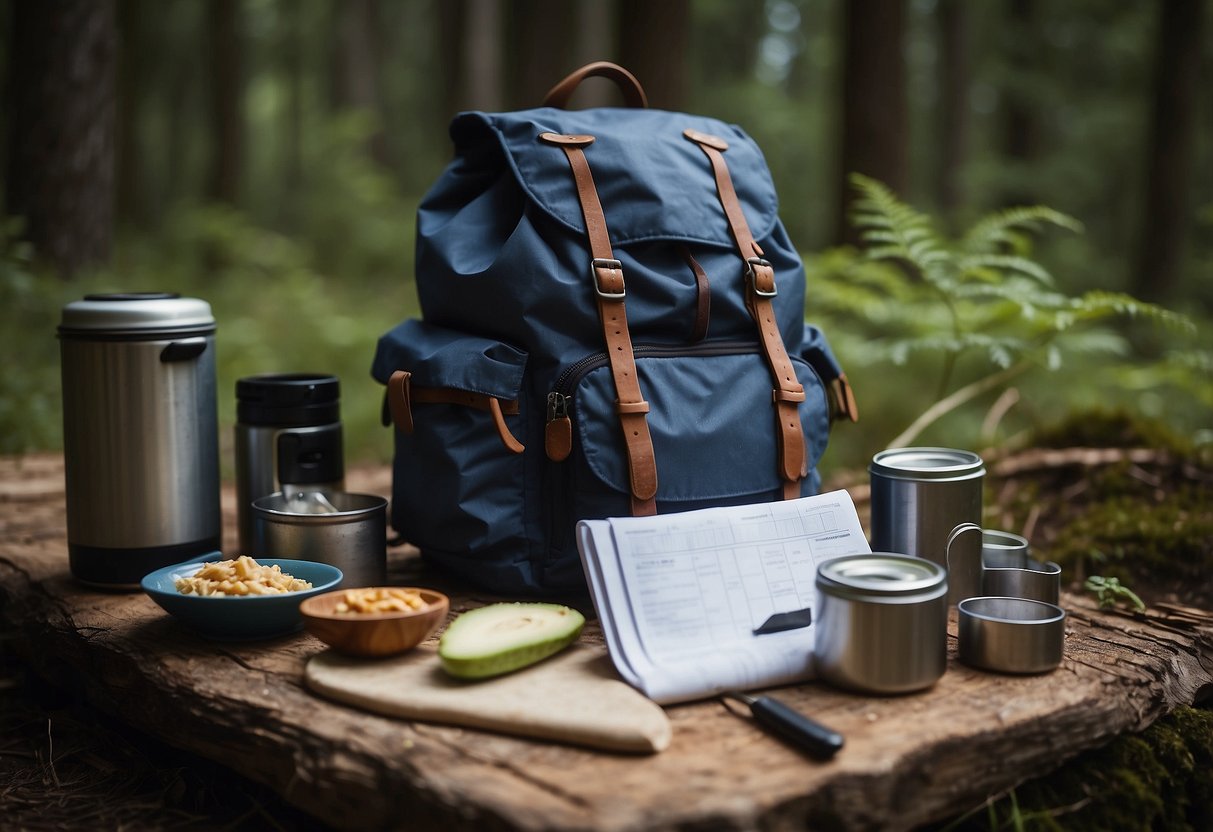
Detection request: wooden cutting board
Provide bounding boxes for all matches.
[305,644,672,754]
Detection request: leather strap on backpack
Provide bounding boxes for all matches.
[387,370,524,454]
[684,129,806,501]
[540,132,658,516]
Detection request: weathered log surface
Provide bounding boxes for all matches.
[2,454,1211,832]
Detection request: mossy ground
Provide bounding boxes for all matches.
[937,706,1213,832]
[992,409,1213,609]
[940,410,1213,831]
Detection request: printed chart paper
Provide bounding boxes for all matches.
[577,490,871,704]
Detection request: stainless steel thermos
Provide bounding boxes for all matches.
[869,447,985,602]
[59,293,221,587]
[234,374,344,554]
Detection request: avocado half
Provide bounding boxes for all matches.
[438,602,586,679]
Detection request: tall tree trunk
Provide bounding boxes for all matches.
[438,0,466,121]
[331,0,389,167]
[116,0,145,228]
[1132,0,1204,303]
[934,0,968,225]
[463,0,504,111]
[509,0,574,108]
[617,0,689,110]
[1000,0,1039,206]
[571,0,616,108]
[835,0,909,246]
[206,0,242,205]
[4,0,116,276]
[437,0,506,117]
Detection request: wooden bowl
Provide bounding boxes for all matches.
[299,587,449,658]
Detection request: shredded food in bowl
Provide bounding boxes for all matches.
[174,555,313,596]
[335,587,428,614]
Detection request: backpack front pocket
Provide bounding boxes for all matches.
[543,342,831,567]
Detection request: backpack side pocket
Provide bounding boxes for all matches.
[372,319,532,587]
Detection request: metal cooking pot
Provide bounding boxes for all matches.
[59,293,221,587]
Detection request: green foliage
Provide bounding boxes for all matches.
[805,176,1202,468]
[0,219,62,454]
[0,201,417,467]
[1084,575,1146,612]
[938,706,1213,832]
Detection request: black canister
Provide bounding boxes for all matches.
[234,374,345,554]
[59,293,222,587]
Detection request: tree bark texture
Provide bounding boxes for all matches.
[4,0,116,276]
[1131,0,1204,303]
[1000,0,1040,207]
[206,0,242,205]
[617,0,689,110]
[934,0,968,224]
[508,0,575,108]
[331,0,389,167]
[1,455,1210,832]
[835,0,909,246]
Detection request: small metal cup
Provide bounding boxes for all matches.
[982,559,1062,605]
[250,492,387,588]
[958,597,1066,674]
[981,530,1030,569]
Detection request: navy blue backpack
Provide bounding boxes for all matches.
[372,63,856,595]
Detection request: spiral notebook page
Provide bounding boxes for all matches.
[577,490,871,704]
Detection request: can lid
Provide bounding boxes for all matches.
[869,447,985,481]
[237,374,340,427]
[816,553,947,599]
[58,293,215,337]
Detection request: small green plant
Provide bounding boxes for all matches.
[1084,575,1146,612]
[816,175,1194,451]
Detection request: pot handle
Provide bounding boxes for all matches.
[159,338,208,363]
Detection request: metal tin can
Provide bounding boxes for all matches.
[814,554,948,694]
[869,447,985,587]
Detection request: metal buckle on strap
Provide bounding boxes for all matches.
[745,257,777,297]
[591,258,626,300]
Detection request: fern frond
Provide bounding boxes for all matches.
[961,206,1083,254]
[849,174,952,285]
[957,254,1055,286]
[884,333,1032,365]
[1065,291,1196,333]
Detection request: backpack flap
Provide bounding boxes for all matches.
[447,108,780,249]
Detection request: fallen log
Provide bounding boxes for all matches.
[1,455,1210,831]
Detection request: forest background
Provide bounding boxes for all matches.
[1,0,1210,478]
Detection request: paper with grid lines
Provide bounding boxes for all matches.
[577,490,869,704]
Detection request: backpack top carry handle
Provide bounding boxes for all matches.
[543,61,649,110]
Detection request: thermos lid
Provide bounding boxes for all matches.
[869,447,985,482]
[237,373,340,426]
[816,554,947,601]
[58,293,215,338]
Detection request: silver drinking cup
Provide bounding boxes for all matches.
[250,492,387,588]
[982,530,1031,569]
[982,560,1062,605]
[869,449,985,591]
[958,596,1066,674]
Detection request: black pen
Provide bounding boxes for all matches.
[722,691,844,761]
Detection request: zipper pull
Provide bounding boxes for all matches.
[545,392,572,462]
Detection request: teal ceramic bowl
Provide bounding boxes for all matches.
[141,555,343,640]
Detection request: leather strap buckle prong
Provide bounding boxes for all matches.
[591,257,626,300]
[745,257,777,297]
